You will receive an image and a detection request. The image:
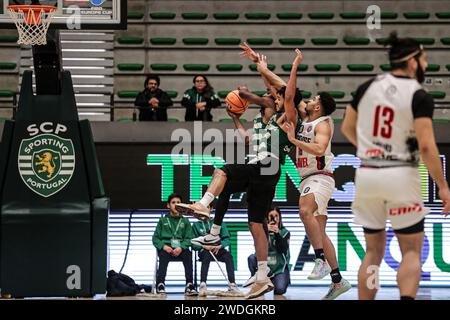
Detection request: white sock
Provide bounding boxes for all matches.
[256,261,268,281]
[210,224,221,236]
[199,192,215,208]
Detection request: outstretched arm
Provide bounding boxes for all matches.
[240,42,286,91]
[284,49,303,126]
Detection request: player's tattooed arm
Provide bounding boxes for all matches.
[341,105,358,146]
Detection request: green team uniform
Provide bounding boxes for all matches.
[248,112,296,165]
[268,227,291,275]
[152,214,194,250]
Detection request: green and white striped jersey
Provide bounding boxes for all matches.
[248,112,295,165]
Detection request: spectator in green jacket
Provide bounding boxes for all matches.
[192,216,240,296]
[181,75,221,121]
[244,207,291,295]
[152,193,197,296]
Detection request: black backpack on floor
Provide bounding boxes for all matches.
[106,270,145,297]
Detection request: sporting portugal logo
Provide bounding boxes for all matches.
[18,133,75,197]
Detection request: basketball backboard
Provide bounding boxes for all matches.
[0,0,127,29]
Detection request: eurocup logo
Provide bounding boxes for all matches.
[90,0,106,6]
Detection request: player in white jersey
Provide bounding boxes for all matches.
[341,32,450,300]
[279,49,351,299]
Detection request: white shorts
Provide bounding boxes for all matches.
[352,167,430,231]
[299,174,335,216]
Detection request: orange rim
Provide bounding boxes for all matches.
[7,5,56,25]
[7,5,57,13]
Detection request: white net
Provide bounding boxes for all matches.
[7,6,56,46]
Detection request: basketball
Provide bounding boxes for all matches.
[225,90,249,115]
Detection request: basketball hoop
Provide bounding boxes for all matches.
[7,5,57,46]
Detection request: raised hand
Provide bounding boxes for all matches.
[256,53,268,70]
[292,48,303,67]
[239,42,258,62]
[281,121,296,140]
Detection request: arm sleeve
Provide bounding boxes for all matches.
[274,231,290,255]
[220,223,231,249]
[412,89,434,119]
[205,93,221,110]
[350,78,375,111]
[152,218,164,250]
[157,91,173,109]
[134,92,149,109]
[181,219,194,250]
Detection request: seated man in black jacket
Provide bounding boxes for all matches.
[134,75,173,121]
